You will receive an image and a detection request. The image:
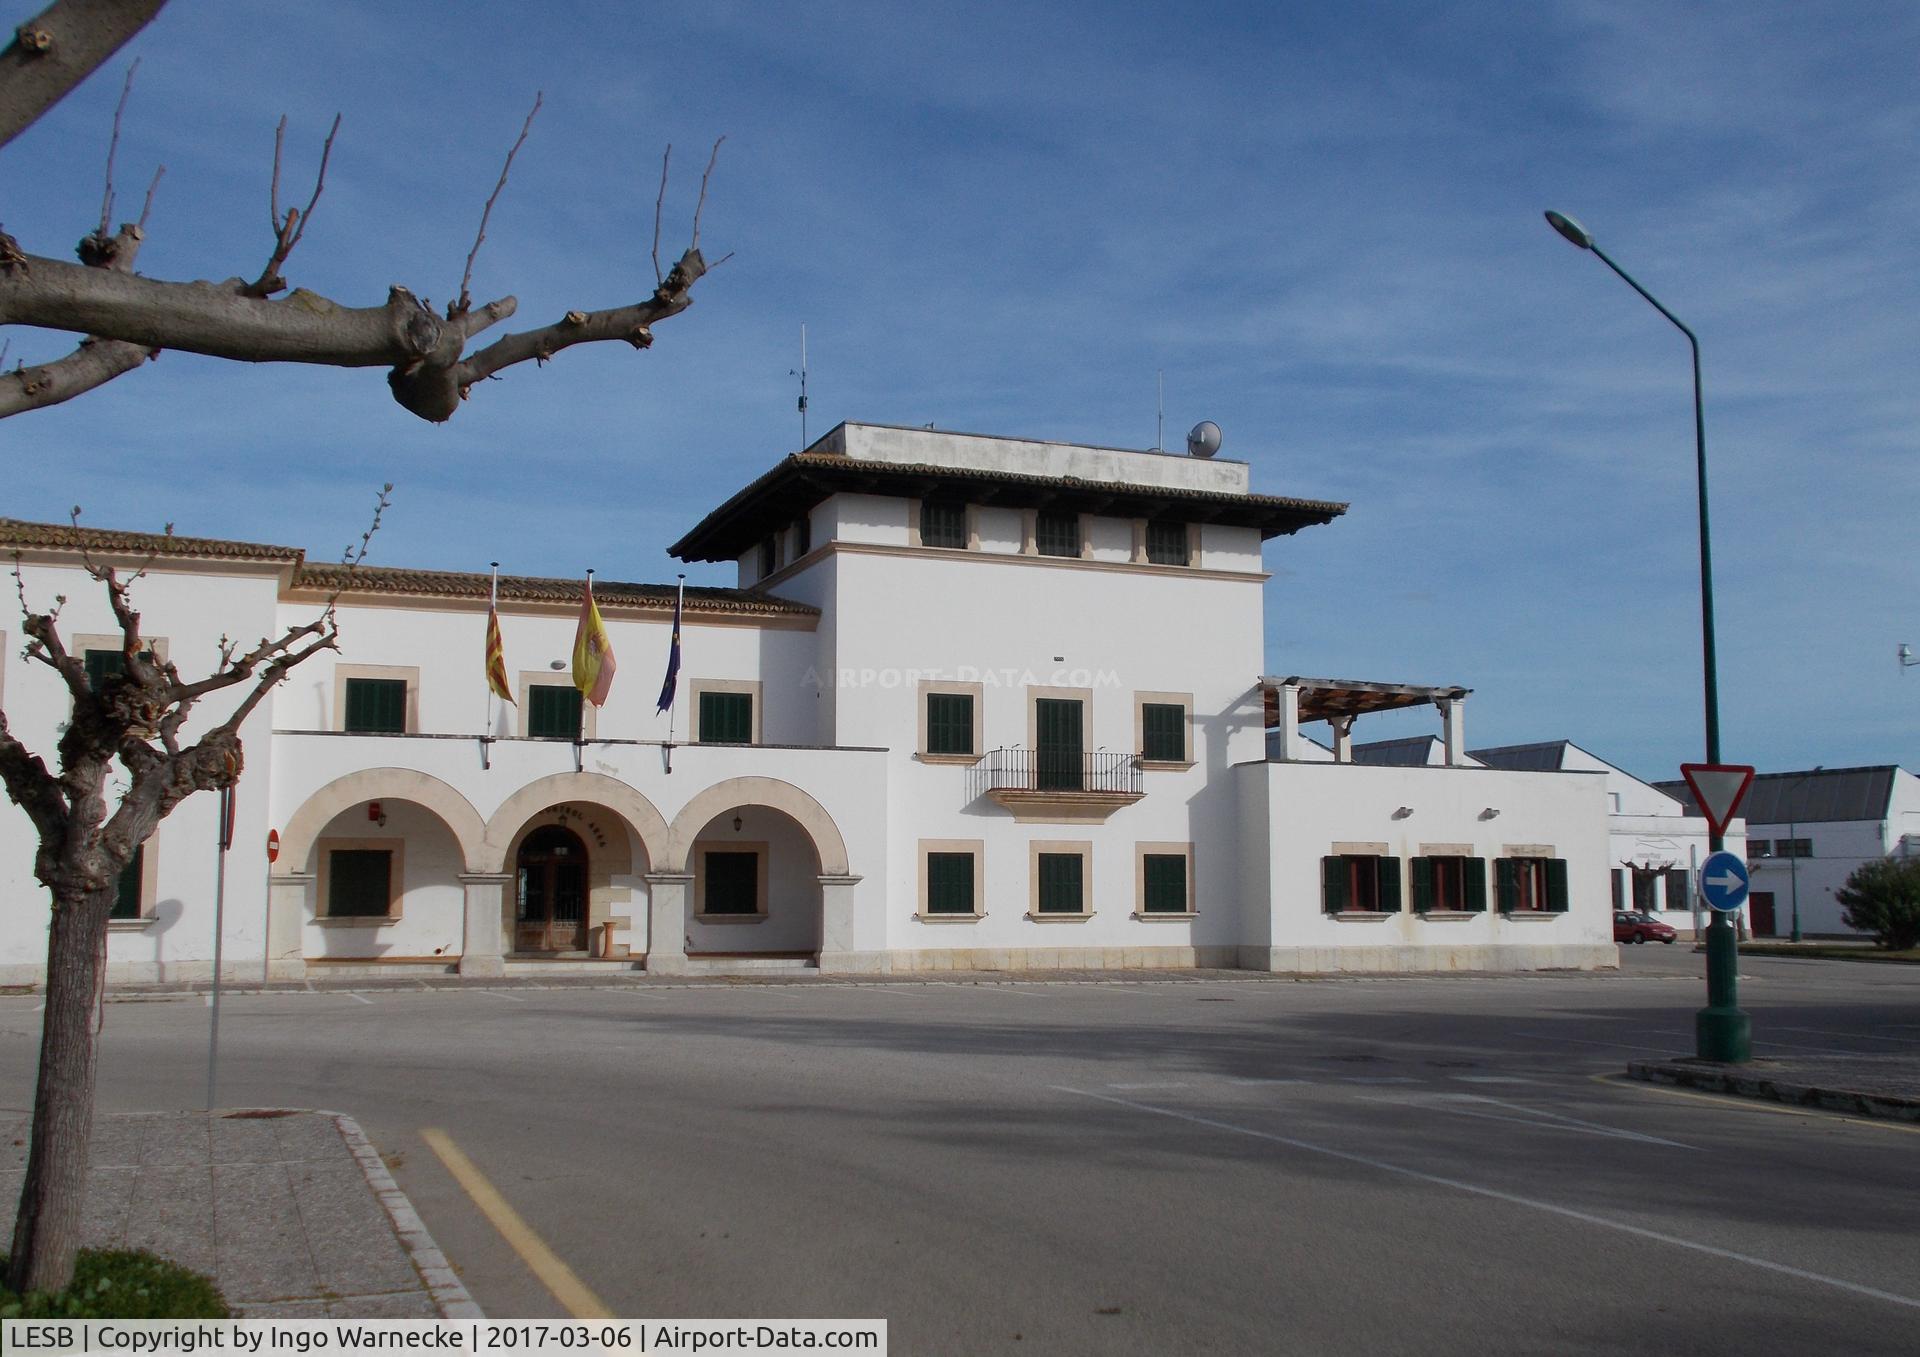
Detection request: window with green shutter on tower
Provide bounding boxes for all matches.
[526,684,584,740]
[925,851,977,916]
[1141,853,1190,915]
[697,689,755,743]
[920,499,968,550]
[1034,850,1087,916]
[1034,510,1080,558]
[343,677,408,733]
[1145,519,1190,566]
[83,645,158,690]
[1140,702,1187,764]
[1410,856,1486,913]
[925,692,975,757]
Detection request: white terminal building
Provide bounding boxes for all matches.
[1,422,1629,984]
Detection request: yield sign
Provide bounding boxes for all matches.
[1680,763,1756,838]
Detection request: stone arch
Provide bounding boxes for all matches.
[665,776,850,876]
[279,769,486,875]
[480,771,671,875]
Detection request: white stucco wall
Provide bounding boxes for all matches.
[819,423,1254,495]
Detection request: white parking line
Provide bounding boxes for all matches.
[1450,1075,1536,1085]
[1054,1087,1920,1311]
[1109,1082,1189,1091]
[474,989,526,1003]
[1774,1026,1914,1046]
[346,992,374,1006]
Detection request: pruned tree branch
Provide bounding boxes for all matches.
[95,59,138,239]
[652,143,671,285]
[0,0,168,151]
[0,221,158,416]
[457,93,541,317]
[249,113,339,298]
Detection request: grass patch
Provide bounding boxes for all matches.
[1741,943,1920,964]
[0,1249,229,1318]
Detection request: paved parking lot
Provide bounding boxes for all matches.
[2,948,1916,1353]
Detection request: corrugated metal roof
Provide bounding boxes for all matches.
[1351,736,1441,767]
[1470,741,1572,773]
[1654,766,1900,824]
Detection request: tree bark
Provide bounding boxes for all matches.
[6,882,112,1295]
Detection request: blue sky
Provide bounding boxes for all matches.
[4,0,1915,783]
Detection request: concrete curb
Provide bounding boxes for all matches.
[1626,1059,1920,1123]
[328,1111,484,1318]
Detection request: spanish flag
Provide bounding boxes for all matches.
[484,565,514,704]
[572,572,617,706]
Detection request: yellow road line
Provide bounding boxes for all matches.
[420,1127,614,1318]
[1591,1073,1920,1135]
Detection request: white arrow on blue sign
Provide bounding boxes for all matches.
[1699,850,1750,913]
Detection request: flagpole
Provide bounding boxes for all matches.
[665,574,684,774]
[487,563,500,742]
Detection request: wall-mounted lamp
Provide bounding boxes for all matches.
[549,660,566,671]
[1479,807,1500,821]
[367,801,387,827]
[1392,806,1414,820]
[732,814,744,833]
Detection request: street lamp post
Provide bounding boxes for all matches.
[1544,209,1749,1063]
[1786,765,1822,943]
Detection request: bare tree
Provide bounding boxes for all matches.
[1,493,388,1293]
[0,0,722,422]
[0,0,727,1295]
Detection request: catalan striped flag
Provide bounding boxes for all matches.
[484,564,514,704]
[656,577,683,714]
[572,572,617,706]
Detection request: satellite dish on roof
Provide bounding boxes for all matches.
[1187,421,1222,458]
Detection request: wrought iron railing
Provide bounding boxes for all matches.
[971,747,1143,799]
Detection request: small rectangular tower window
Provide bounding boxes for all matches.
[1035,511,1080,558]
[921,500,968,550]
[1145,519,1191,566]
[343,678,408,734]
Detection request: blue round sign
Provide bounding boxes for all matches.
[1699,851,1750,913]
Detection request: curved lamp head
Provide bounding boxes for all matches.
[1544,210,1594,250]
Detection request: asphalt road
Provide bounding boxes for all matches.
[3,948,1917,1354]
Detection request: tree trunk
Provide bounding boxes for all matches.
[6,883,112,1294]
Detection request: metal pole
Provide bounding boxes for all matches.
[207,785,234,1110]
[1581,237,1747,1062]
[1789,814,1801,942]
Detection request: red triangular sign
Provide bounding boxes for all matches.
[1680,763,1756,838]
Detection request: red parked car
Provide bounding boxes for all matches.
[1614,911,1678,944]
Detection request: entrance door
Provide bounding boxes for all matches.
[1749,891,1776,938]
[516,824,588,953]
[1035,698,1084,790]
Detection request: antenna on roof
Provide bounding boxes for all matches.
[1155,370,1164,453]
[790,324,809,449]
[1901,642,1917,675]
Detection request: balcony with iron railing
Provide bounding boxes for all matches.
[970,747,1144,824]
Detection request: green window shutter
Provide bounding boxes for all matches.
[926,852,975,914]
[85,648,126,688]
[1664,868,1689,912]
[1410,857,1433,913]
[344,678,407,733]
[1546,858,1570,913]
[111,845,144,920]
[1322,856,1347,913]
[1035,511,1079,557]
[1496,858,1518,912]
[704,851,760,914]
[1464,858,1488,912]
[1611,869,1625,910]
[1145,520,1189,566]
[1141,703,1186,762]
[1378,857,1402,913]
[921,500,967,549]
[1143,854,1188,914]
[795,514,811,556]
[926,693,974,755]
[1035,698,1084,790]
[698,691,753,743]
[527,685,584,739]
[328,849,392,917]
[1037,853,1084,914]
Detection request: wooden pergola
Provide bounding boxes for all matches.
[1260,676,1471,728]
